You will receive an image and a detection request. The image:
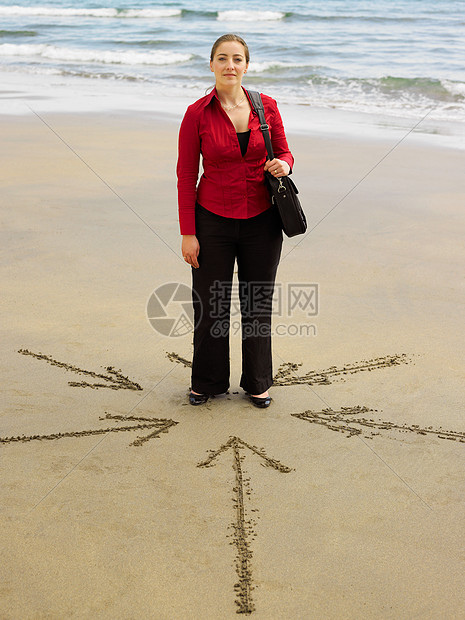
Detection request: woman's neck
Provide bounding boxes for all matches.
[215,84,244,107]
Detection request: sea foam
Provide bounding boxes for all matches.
[0,43,192,66]
[0,6,181,18]
[217,10,285,22]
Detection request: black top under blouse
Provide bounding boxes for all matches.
[237,130,251,157]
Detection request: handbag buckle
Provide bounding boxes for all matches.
[277,178,286,193]
[260,123,269,131]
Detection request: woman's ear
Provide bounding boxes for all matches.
[209,61,214,72]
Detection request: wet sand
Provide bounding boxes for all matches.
[1,111,465,618]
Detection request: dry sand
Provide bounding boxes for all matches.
[1,111,465,619]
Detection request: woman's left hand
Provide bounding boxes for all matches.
[264,158,290,178]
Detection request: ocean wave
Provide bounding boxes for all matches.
[0,29,37,37]
[217,10,286,22]
[302,74,465,120]
[247,60,306,73]
[0,43,192,66]
[0,5,428,24]
[308,75,465,103]
[182,9,218,20]
[115,39,179,48]
[0,6,181,18]
[440,80,465,99]
[287,13,420,23]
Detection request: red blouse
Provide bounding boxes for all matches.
[176,88,294,235]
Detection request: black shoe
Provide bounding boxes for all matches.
[189,392,209,406]
[247,393,272,408]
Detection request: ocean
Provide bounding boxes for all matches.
[1,0,464,142]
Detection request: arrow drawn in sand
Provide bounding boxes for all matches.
[198,437,293,615]
[0,413,178,447]
[18,349,142,391]
[292,406,465,443]
[167,352,413,386]
[274,353,411,386]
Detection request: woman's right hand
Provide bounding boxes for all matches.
[181,235,200,268]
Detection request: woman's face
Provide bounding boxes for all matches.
[210,41,248,87]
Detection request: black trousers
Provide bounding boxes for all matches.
[191,204,283,395]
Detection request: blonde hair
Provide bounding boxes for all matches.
[210,34,250,63]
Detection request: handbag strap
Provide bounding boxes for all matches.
[246,89,275,161]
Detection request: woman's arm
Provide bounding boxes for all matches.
[265,98,294,176]
[176,106,201,235]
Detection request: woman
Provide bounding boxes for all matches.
[177,33,294,407]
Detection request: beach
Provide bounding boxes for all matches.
[1,107,465,618]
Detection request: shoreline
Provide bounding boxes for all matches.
[1,68,464,150]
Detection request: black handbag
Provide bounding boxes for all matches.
[247,90,307,238]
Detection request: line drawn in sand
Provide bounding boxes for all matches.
[292,406,465,443]
[166,351,191,367]
[0,414,178,447]
[198,437,293,615]
[167,351,413,387]
[274,353,412,386]
[18,349,142,391]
